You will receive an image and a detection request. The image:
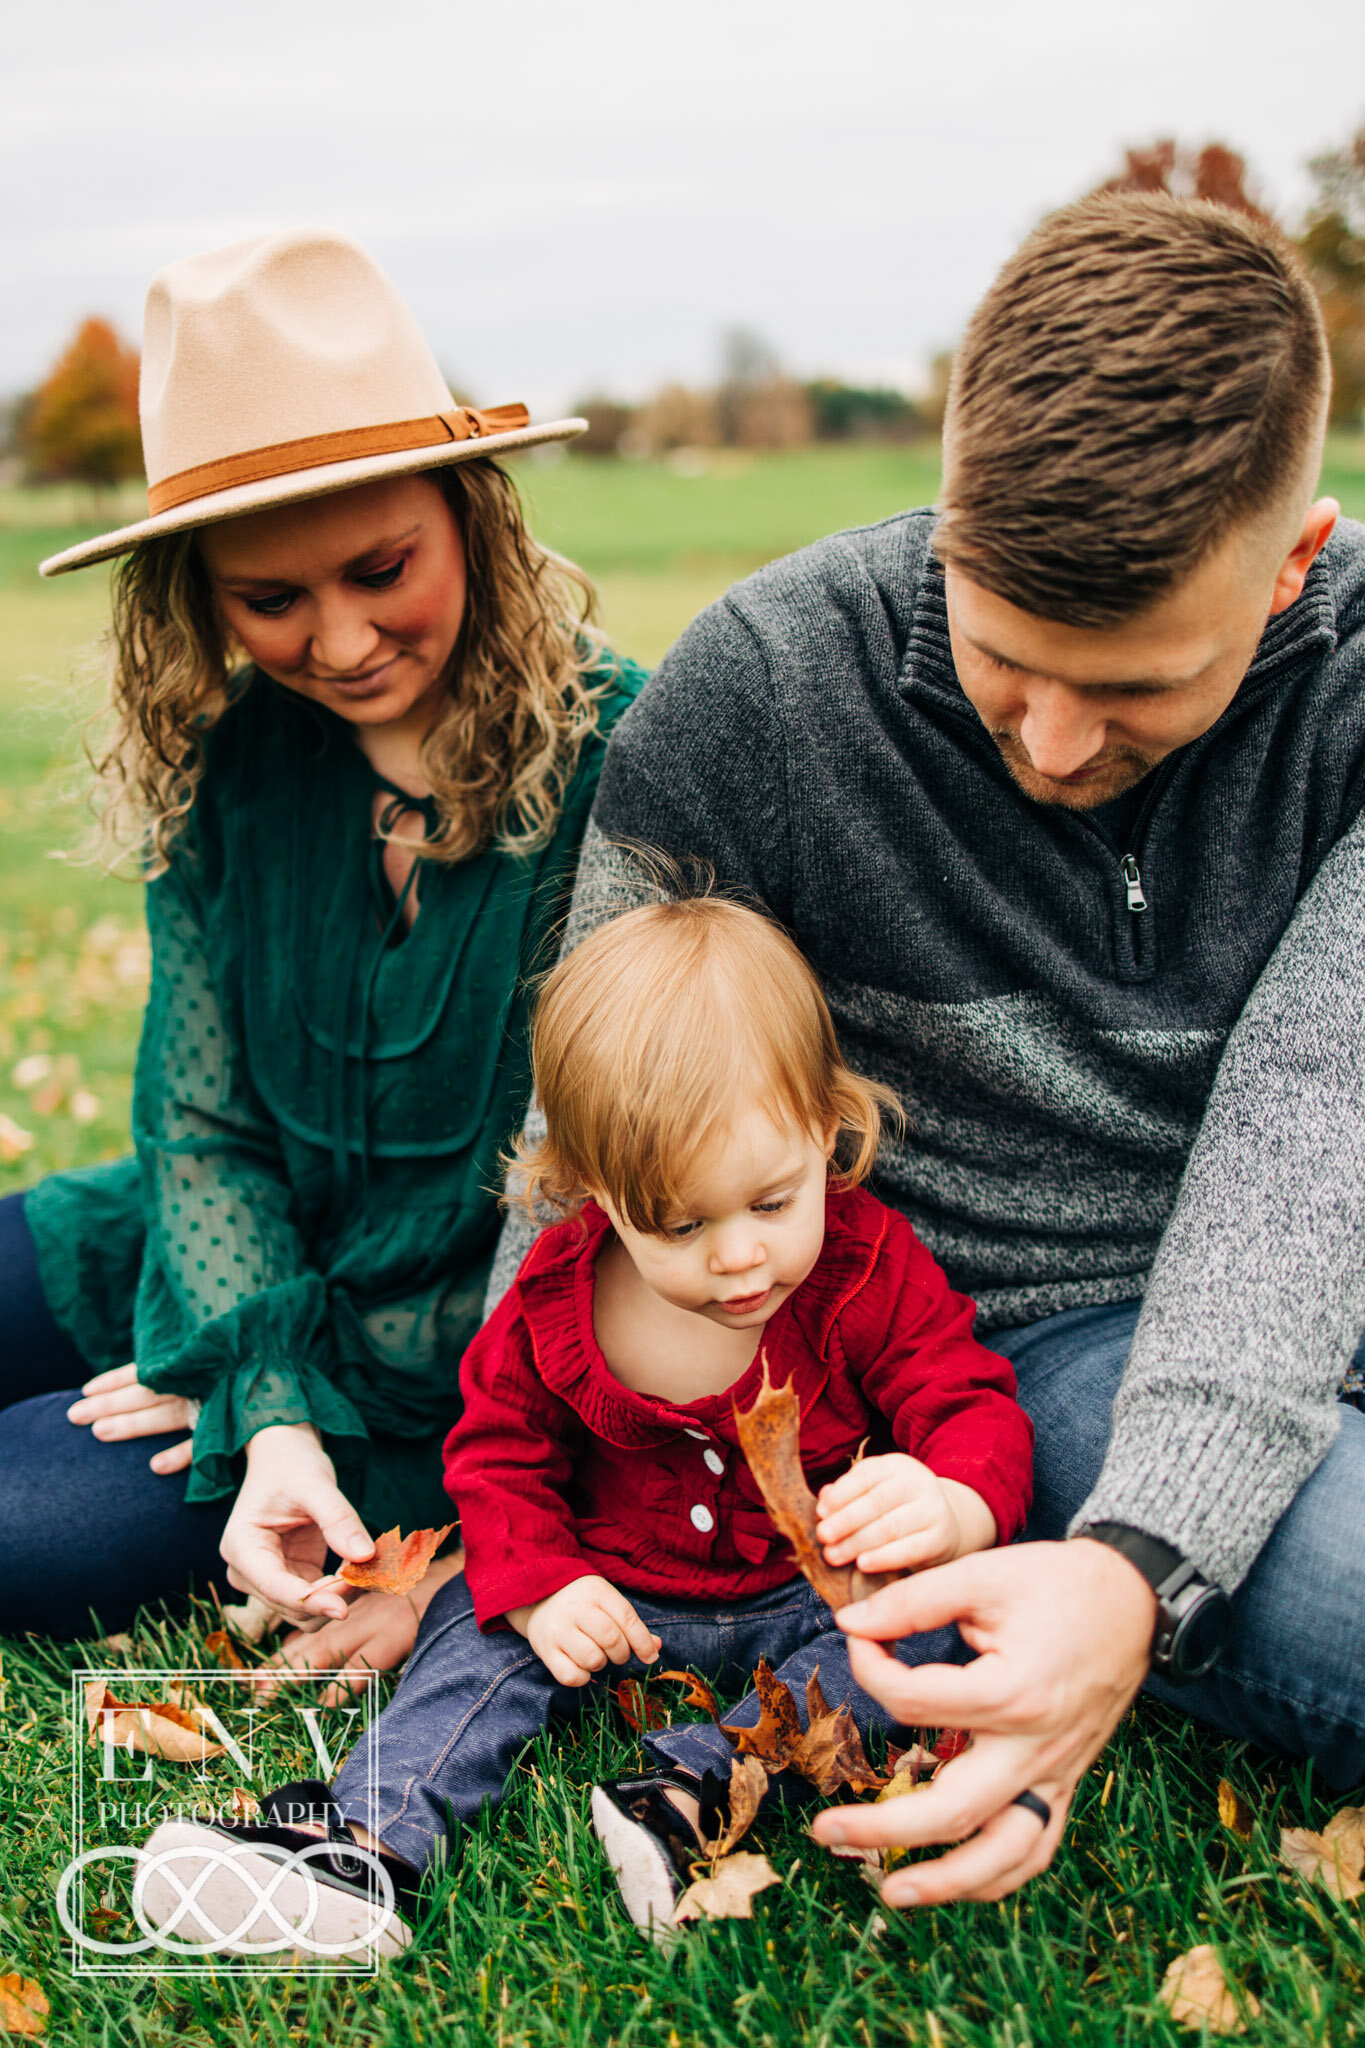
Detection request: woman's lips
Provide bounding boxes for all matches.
[717,1287,772,1315]
[316,658,399,698]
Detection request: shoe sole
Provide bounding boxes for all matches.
[590,1787,683,1945]
[135,1821,411,1961]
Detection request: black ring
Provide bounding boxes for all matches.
[1011,1789,1051,1828]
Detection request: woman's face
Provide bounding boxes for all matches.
[197,474,468,731]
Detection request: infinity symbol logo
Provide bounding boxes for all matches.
[56,1840,397,1957]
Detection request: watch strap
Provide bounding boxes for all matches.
[1077,1521,1185,1595]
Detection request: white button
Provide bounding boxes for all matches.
[703,1448,725,1475]
[684,1428,710,1441]
[689,1504,715,1533]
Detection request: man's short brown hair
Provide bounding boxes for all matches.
[935,193,1329,625]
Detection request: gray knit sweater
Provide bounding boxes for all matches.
[489,510,1365,1592]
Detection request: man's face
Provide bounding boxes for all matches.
[944,497,1338,809]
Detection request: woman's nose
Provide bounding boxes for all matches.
[309,594,382,676]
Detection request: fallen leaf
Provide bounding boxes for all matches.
[339,1523,453,1598]
[615,1677,668,1734]
[0,1975,48,2037]
[878,1760,931,1804]
[704,1755,769,1859]
[791,1684,888,1799]
[810,1824,884,1870]
[734,1352,893,1612]
[674,1851,780,1924]
[218,1594,286,1644]
[1157,1944,1259,2035]
[1279,1811,1365,1900]
[657,1669,720,1717]
[204,1629,246,1671]
[1217,1779,1254,1842]
[722,1657,804,1769]
[933,1727,972,1765]
[30,1081,64,1118]
[230,1787,260,1819]
[885,1741,936,1780]
[84,1681,225,1764]
[69,1088,101,1124]
[0,1113,34,1163]
[95,1632,132,1655]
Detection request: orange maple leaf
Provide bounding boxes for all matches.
[339,1524,453,1598]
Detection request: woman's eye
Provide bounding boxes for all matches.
[355,559,404,590]
[243,592,294,618]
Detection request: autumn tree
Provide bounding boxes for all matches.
[1097,138,1272,221]
[1298,126,1365,429]
[22,317,142,498]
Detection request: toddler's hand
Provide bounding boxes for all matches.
[508,1575,662,1687]
[815,1454,996,1573]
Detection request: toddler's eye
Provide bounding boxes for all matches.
[753,1196,792,1215]
[355,559,405,590]
[664,1220,702,1240]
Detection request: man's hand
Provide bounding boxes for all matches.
[816,1454,997,1571]
[219,1423,375,1623]
[809,1538,1156,1906]
[508,1576,662,1687]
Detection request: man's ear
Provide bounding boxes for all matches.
[1268,497,1339,616]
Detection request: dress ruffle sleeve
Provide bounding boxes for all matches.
[131,845,368,1502]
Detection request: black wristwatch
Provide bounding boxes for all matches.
[1075,1522,1232,1684]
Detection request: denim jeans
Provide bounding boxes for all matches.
[0,1190,231,1637]
[332,1569,966,1871]
[993,1301,1365,1788]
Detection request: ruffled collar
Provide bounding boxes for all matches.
[515,1186,890,1450]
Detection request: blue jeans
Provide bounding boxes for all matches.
[333,1569,967,1871]
[993,1302,1365,1788]
[0,1191,230,1637]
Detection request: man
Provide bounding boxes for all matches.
[491,192,1365,1906]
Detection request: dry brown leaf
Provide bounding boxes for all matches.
[218,1594,286,1644]
[339,1523,453,1597]
[0,1115,35,1165]
[1217,1779,1254,1842]
[83,1680,224,1764]
[734,1352,892,1611]
[885,1741,937,1781]
[722,1657,804,1769]
[705,1755,769,1859]
[0,1975,48,2037]
[204,1629,246,1671]
[1157,1944,1259,2035]
[878,1760,931,1805]
[94,1631,132,1655]
[792,1698,888,1798]
[1279,1813,1365,1900]
[656,1669,721,1717]
[674,1851,780,1924]
[230,1787,261,1819]
[933,1727,971,1764]
[810,1824,884,1870]
[615,1678,668,1734]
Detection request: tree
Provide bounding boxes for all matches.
[805,380,921,442]
[1097,139,1271,221]
[22,318,142,496]
[1298,126,1365,429]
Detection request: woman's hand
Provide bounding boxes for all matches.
[258,1551,467,1704]
[815,1454,997,1572]
[808,1538,1156,1905]
[219,1422,376,1624]
[508,1575,662,1687]
[66,1362,196,1476]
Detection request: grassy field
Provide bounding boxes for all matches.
[3,445,1364,2045]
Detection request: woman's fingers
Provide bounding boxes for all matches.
[78,1362,139,1396]
[88,1400,191,1440]
[309,1488,376,1568]
[149,1437,194,1475]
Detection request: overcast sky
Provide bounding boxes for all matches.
[4,0,1362,412]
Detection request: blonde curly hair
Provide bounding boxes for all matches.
[91,458,611,871]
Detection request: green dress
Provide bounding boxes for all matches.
[25,655,645,1530]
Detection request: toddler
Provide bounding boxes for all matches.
[139,895,1032,1952]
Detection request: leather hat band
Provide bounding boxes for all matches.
[146,402,532,514]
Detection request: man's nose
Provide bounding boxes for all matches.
[309,594,382,676]
[1017,686,1108,779]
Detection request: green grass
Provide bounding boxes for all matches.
[3,446,1365,2042]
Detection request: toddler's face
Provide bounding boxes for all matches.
[600,1106,835,1329]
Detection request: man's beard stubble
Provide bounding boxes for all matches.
[987,729,1162,811]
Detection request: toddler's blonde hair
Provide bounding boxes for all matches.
[510,894,901,1233]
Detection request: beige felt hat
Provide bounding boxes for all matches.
[39,227,586,577]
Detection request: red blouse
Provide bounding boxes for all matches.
[445,1185,1033,1629]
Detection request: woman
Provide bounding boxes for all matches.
[0,227,644,1665]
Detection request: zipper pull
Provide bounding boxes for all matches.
[1120,855,1148,913]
